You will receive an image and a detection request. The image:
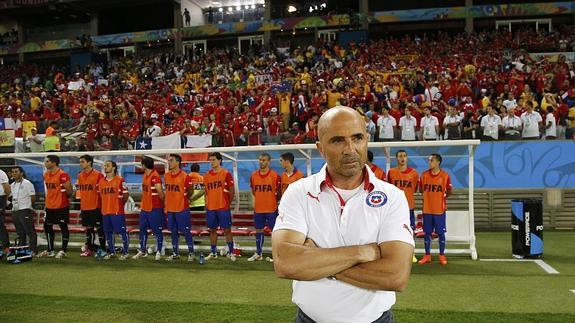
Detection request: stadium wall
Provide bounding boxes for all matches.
[228,141,575,190]
[8,141,575,194]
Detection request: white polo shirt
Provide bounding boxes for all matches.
[443,114,462,138]
[521,111,542,138]
[480,114,502,140]
[377,115,396,140]
[502,115,522,129]
[503,99,517,110]
[421,115,439,139]
[275,165,414,323]
[0,169,8,196]
[545,112,557,138]
[10,178,36,211]
[399,116,416,140]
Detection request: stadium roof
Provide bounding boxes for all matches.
[184,0,265,9]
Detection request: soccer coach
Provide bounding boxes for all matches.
[272,106,414,323]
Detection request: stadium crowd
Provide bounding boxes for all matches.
[1,26,575,152]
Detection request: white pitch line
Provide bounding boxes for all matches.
[534,260,560,274]
[479,258,559,274]
[571,289,575,295]
[480,259,527,262]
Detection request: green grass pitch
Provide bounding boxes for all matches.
[1,232,574,322]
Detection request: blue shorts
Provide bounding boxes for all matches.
[423,213,446,234]
[102,215,127,233]
[253,212,278,230]
[140,208,164,232]
[167,210,191,233]
[409,209,415,230]
[206,209,232,229]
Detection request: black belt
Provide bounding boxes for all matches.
[296,307,394,323]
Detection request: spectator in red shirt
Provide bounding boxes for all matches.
[244,114,262,146]
[266,108,282,137]
[220,121,235,147]
[257,91,276,117]
[389,101,403,125]
[305,113,319,143]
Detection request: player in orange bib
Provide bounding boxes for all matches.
[367,150,386,181]
[387,150,419,229]
[188,163,205,212]
[38,155,73,259]
[77,154,105,257]
[279,152,304,198]
[418,153,452,265]
[387,150,419,263]
[98,160,130,260]
[203,152,235,261]
[164,154,195,262]
[133,157,165,261]
[248,153,280,262]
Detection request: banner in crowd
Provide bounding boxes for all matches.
[67,81,84,91]
[135,133,214,150]
[91,29,175,47]
[0,39,75,56]
[0,117,19,130]
[22,121,37,138]
[0,130,15,147]
[271,81,293,94]
[184,134,212,148]
[371,2,574,23]
[135,133,182,150]
[254,74,273,85]
[529,52,575,63]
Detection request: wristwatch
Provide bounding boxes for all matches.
[327,275,337,281]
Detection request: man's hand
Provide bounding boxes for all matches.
[303,238,379,263]
[360,243,381,263]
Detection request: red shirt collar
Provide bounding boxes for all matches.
[319,166,374,192]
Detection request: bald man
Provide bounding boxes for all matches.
[272,106,414,323]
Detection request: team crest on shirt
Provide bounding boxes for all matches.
[366,191,387,207]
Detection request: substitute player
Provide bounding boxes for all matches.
[38,155,73,259]
[188,163,205,212]
[279,152,304,198]
[77,154,105,257]
[203,152,235,261]
[248,153,280,262]
[418,153,452,265]
[98,161,130,260]
[387,150,419,263]
[133,157,165,261]
[164,154,195,262]
[367,150,386,181]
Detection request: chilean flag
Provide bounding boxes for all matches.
[135,133,182,150]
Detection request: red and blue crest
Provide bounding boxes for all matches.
[366,191,387,207]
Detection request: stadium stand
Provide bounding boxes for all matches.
[1,26,574,153]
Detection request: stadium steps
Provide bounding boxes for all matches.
[553,190,575,229]
[237,191,253,212]
[561,190,575,209]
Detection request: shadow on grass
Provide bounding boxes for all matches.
[1,293,573,323]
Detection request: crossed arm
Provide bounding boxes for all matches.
[272,229,413,291]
